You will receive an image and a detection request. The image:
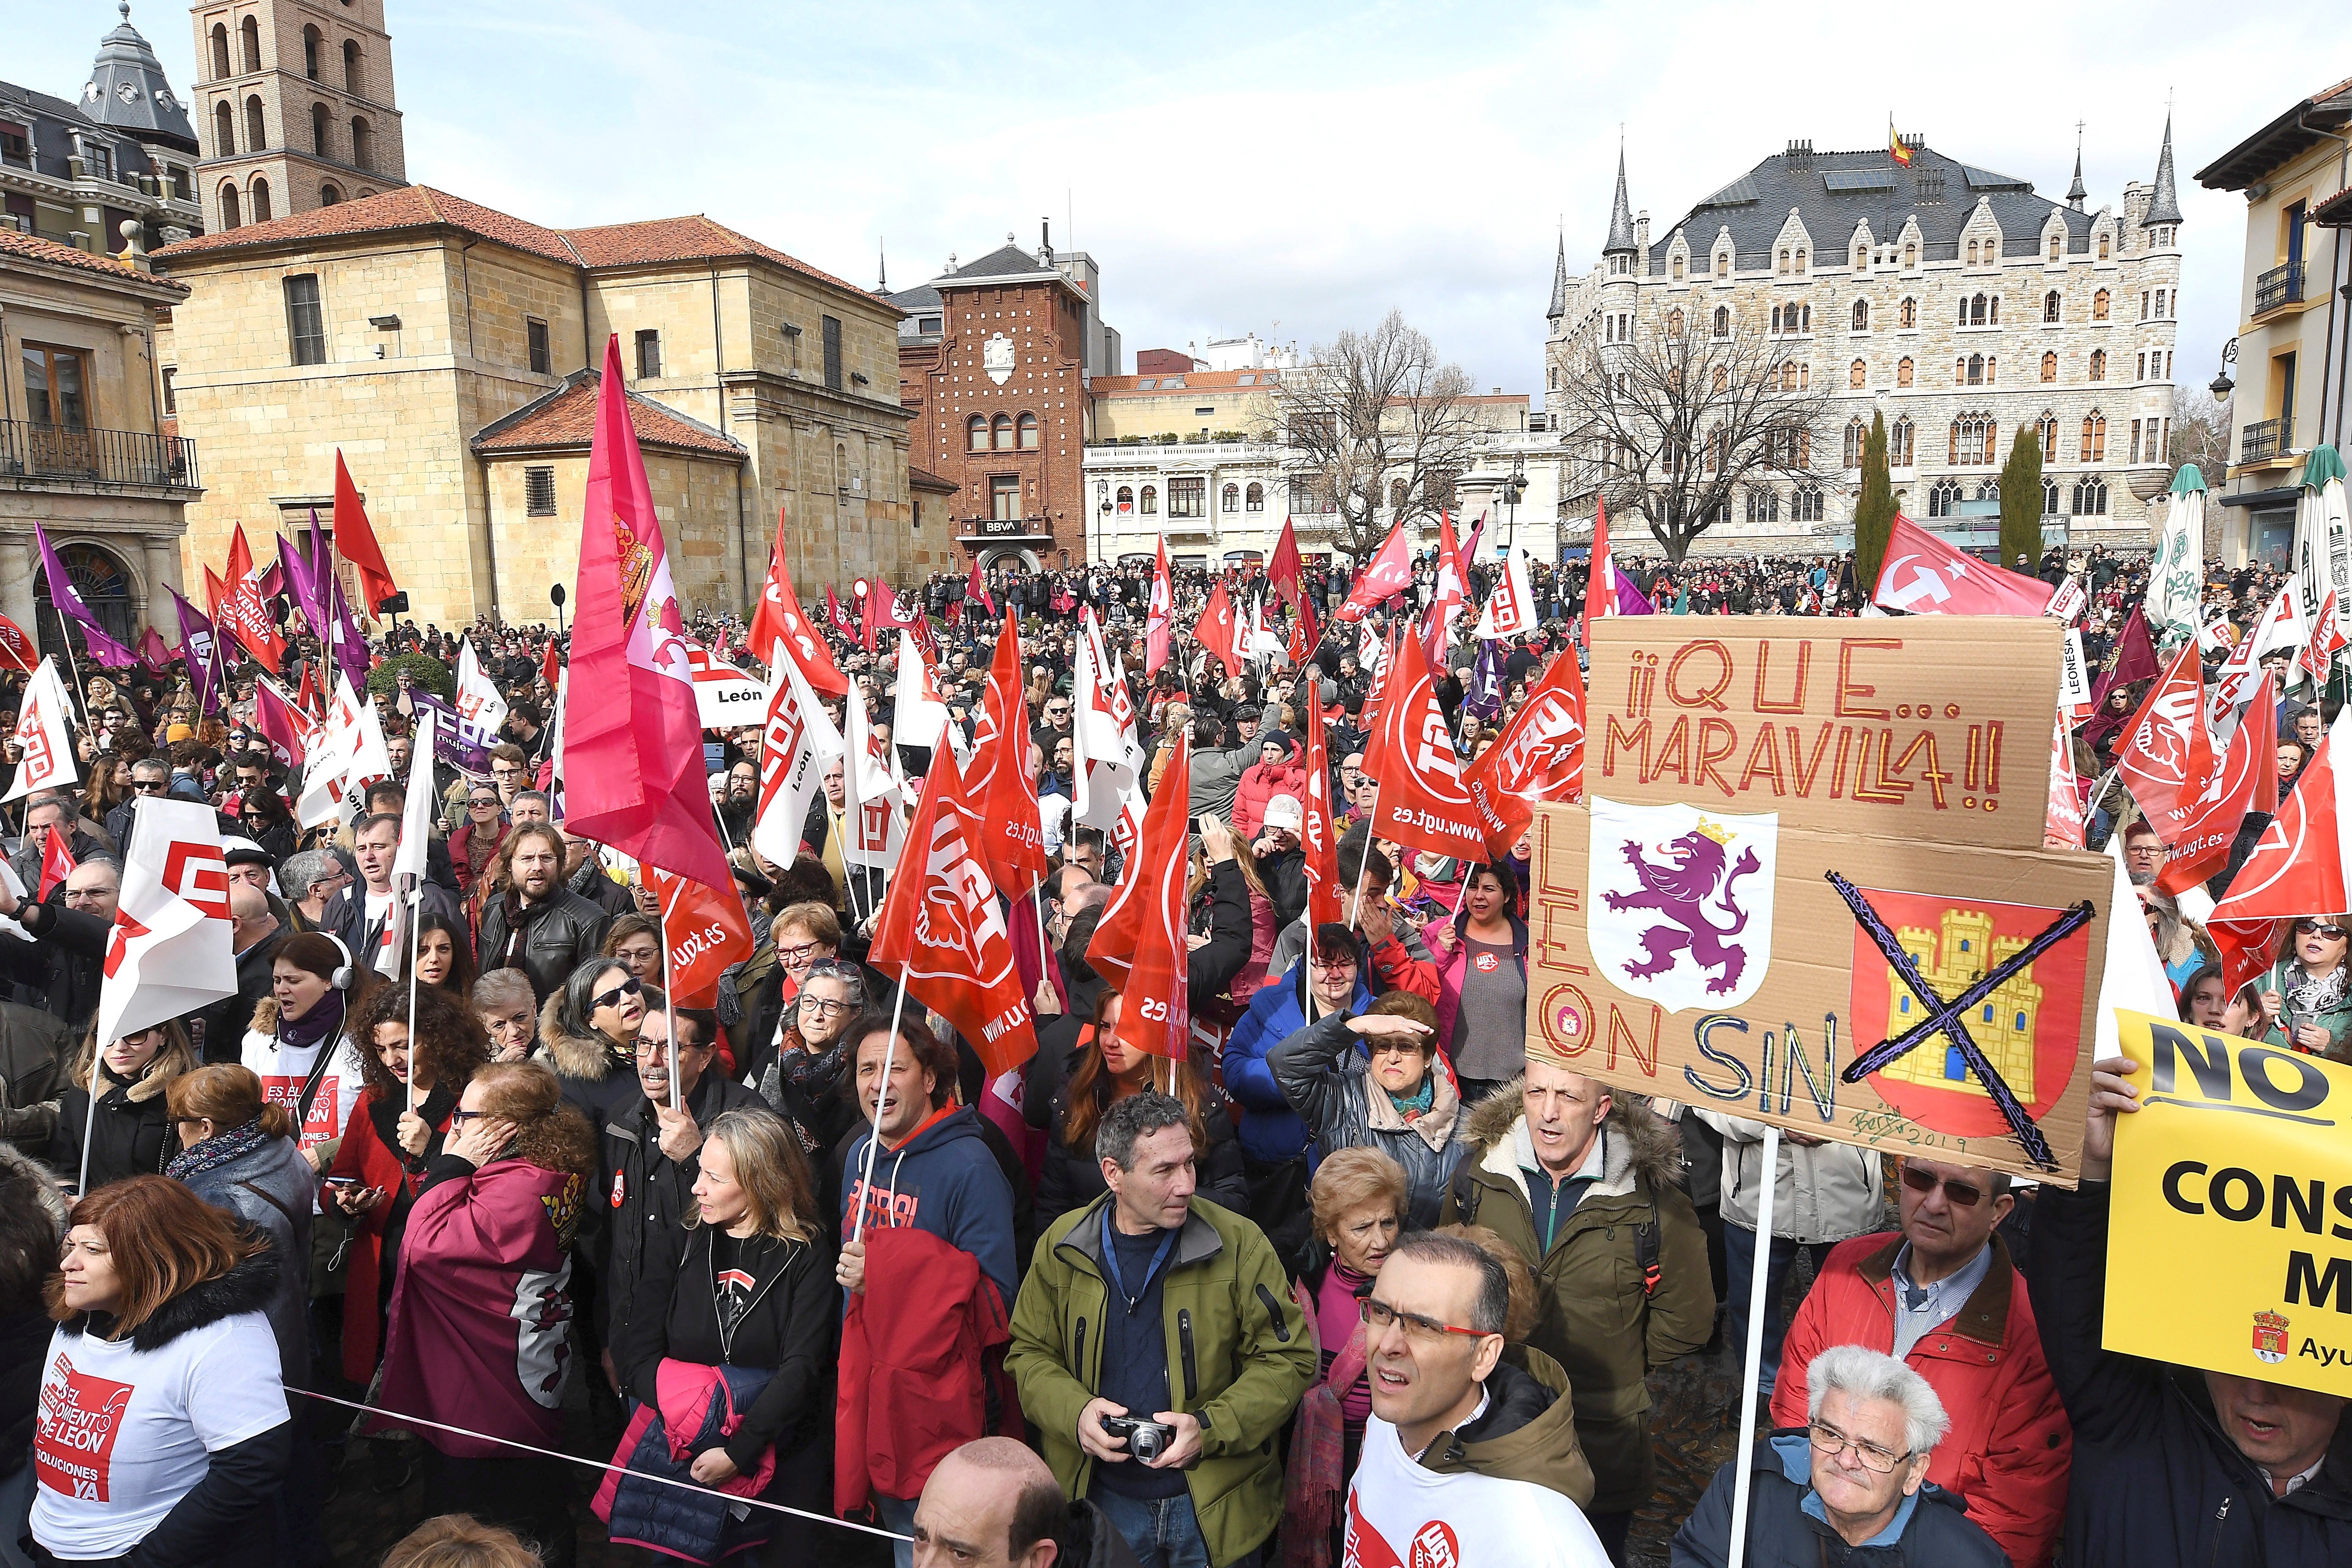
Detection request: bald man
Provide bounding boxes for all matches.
[196,880,286,1062]
[912,1437,1140,1568]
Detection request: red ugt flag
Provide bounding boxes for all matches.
[2156,677,2277,896]
[1461,650,1586,855]
[1146,538,1174,675]
[1298,708,1344,934]
[1086,737,1192,1058]
[331,451,399,617]
[561,336,733,889]
[2114,639,2214,828]
[869,749,1038,1079]
[1195,581,1241,680]
[2216,710,2352,920]
[1367,629,1486,862]
[1269,516,1305,610]
[1338,522,1413,622]
[748,534,849,697]
[973,609,1049,898]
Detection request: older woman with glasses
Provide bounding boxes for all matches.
[599,912,664,982]
[539,958,650,1135]
[1284,1147,1408,1554]
[758,958,865,1205]
[472,969,540,1064]
[732,902,841,1088]
[1269,991,1467,1227]
[2259,916,2352,1059]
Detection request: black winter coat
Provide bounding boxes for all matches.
[1029,1051,1250,1226]
[597,1070,767,1346]
[1267,1011,1468,1229]
[615,1217,835,1482]
[476,886,611,1005]
[55,1059,179,1192]
[2028,1181,2352,1568]
[0,898,108,1032]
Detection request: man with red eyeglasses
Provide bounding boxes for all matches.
[1771,1154,2072,1568]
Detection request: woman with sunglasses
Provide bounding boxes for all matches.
[539,958,651,1135]
[55,1019,201,1194]
[240,785,299,862]
[449,787,510,898]
[1269,991,1467,1228]
[2259,916,2352,1058]
[321,982,488,1387]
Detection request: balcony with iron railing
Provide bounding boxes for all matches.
[0,421,200,490]
[2240,417,2283,465]
[2254,261,2307,316]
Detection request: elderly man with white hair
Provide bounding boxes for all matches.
[1671,1345,2008,1566]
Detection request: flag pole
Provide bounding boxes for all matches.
[403,875,421,1114]
[74,1051,96,1200]
[850,964,912,1246]
[656,876,682,1111]
[1725,1123,1782,1568]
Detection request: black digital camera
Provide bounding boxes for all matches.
[1099,1413,1176,1463]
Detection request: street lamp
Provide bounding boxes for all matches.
[2210,337,2237,401]
[1501,453,1528,551]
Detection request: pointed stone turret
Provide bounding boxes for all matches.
[2142,113,2183,228]
[2066,137,2088,211]
[82,3,196,151]
[1604,148,1636,255]
[877,238,888,293]
[1546,227,1568,320]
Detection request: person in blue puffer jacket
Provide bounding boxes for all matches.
[1222,924,1378,1167]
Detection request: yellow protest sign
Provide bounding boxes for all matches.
[2106,1007,2352,1397]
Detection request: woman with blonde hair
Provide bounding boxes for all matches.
[376,1060,595,1567]
[55,1018,199,1193]
[383,1514,543,1568]
[605,1107,836,1563]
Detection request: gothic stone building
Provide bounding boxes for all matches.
[1546,127,2185,555]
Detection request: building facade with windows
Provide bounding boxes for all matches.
[1545,131,2183,556]
[2195,76,2352,567]
[0,228,198,655]
[188,0,406,233]
[891,234,1119,568]
[152,185,917,624]
[1081,384,1571,567]
[2,7,205,259]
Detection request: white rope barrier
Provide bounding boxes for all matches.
[287,1386,912,1544]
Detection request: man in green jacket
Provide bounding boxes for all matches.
[1440,1059,1715,1565]
[1007,1090,1314,1568]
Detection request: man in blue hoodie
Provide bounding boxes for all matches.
[837,1011,1023,1559]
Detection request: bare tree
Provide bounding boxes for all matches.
[1550,309,1837,563]
[1260,310,1483,562]
[2169,387,2231,482]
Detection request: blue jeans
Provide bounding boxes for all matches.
[876,1494,918,1568]
[1091,1486,1250,1568]
[1723,1225,1836,1396]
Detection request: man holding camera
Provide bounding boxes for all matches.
[1008,1091,1312,1568]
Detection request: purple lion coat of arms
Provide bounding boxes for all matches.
[1587,799,1779,1015]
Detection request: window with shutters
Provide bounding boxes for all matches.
[1891,417,1914,467]
[2092,289,2110,321]
[2041,351,2058,383]
[1896,357,1914,387]
[2080,413,2106,463]
[2037,413,2059,463]
[525,466,556,516]
[1844,418,1867,468]
[284,275,326,365]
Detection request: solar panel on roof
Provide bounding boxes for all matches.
[1961,164,2032,191]
[1822,169,1896,193]
[1698,176,1759,207]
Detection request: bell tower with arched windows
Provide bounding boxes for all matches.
[187,0,406,234]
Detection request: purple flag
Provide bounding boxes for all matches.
[407,688,494,777]
[1464,639,1503,722]
[1615,574,1657,616]
[34,523,135,667]
[323,558,370,690]
[167,586,222,715]
[277,515,328,640]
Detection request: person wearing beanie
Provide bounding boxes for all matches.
[1232,732,1308,842]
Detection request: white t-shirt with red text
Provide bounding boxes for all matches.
[241,1028,368,1198]
[31,1313,289,1558]
[1343,1403,1609,1568]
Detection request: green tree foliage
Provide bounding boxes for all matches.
[1853,411,1895,593]
[365,651,454,703]
[1998,425,2045,572]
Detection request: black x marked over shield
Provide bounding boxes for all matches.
[1825,871,2095,1172]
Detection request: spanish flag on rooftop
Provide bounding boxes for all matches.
[1889,119,1913,166]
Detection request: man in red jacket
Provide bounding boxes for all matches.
[1771,1156,2071,1568]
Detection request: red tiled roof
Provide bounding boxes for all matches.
[2315,182,2352,227]
[908,464,959,493]
[151,187,882,303]
[561,215,880,299]
[154,185,577,265]
[0,227,188,292]
[471,371,744,459]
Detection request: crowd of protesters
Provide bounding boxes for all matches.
[0,531,2340,1568]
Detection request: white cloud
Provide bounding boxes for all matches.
[15,0,2335,401]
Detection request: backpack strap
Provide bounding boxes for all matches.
[1635,1191,1663,1297]
[1446,1156,1482,1228]
[235,1179,303,1231]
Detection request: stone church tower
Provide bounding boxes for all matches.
[187,0,406,233]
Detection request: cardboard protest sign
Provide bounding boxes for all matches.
[2104,1007,2352,1396]
[1524,799,2110,1182]
[1584,616,2063,850]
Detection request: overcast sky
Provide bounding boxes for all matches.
[19,1,2341,400]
